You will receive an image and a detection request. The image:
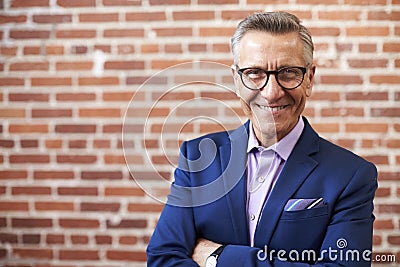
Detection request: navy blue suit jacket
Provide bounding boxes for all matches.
[147,117,377,266]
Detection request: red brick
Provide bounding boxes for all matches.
[0,139,14,148]
[345,92,388,101]
[13,248,53,259]
[346,27,389,36]
[9,93,49,102]
[378,204,400,213]
[0,108,25,117]
[128,203,163,212]
[59,218,100,228]
[55,124,96,133]
[45,139,63,149]
[33,14,72,23]
[0,233,18,243]
[106,250,147,261]
[375,186,391,198]
[388,235,400,245]
[368,11,400,21]
[57,0,96,7]
[150,0,190,4]
[0,77,24,86]
[153,27,192,37]
[106,219,147,229]
[309,27,340,36]
[320,75,363,84]
[383,43,400,52]
[9,124,48,133]
[71,235,89,244]
[81,171,123,180]
[321,107,364,117]
[59,250,99,260]
[12,218,53,228]
[93,139,111,148]
[32,109,72,118]
[173,11,214,20]
[103,91,136,101]
[78,76,119,85]
[35,201,74,211]
[370,75,400,84]
[81,202,120,212]
[0,15,27,24]
[346,123,388,133]
[347,59,388,68]
[371,108,400,117]
[318,11,361,20]
[118,44,135,54]
[10,30,51,39]
[126,12,166,21]
[95,235,112,244]
[12,186,51,195]
[56,61,93,70]
[103,0,141,5]
[0,201,29,211]
[11,0,49,7]
[22,234,41,244]
[9,154,50,164]
[20,139,39,148]
[56,29,96,38]
[199,27,235,37]
[119,235,138,245]
[105,60,144,70]
[69,140,86,148]
[46,234,65,244]
[359,43,376,53]
[57,155,97,164]
[79,108,121,117]
[58,187,98,196]
[79,13,118,22]
[34,170,74,180]
[31,77,72,86]
[56,93,96,101]
[344,0,386,4]
[105,187,145,197]
[103,29,144,38]
[0,170,27,180]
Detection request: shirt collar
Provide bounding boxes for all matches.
[246,117,305,161]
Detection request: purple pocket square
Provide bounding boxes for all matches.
[284,198,325,211]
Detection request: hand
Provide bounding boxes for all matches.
[192,238,221,266]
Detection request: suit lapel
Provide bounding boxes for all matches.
[254,118,320,247]
[219,122,249,244]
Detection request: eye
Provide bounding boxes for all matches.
[243,69,266,79]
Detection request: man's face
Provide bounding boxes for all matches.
[233,31,315,144]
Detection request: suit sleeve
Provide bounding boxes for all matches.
[216,161,378,267]
[146,141,200,267]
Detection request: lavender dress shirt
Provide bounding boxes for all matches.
[246,117,304,246]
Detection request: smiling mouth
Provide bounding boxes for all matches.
[256,104,288,112]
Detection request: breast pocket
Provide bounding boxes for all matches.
[270,206,330,253]
[280,205,328,220]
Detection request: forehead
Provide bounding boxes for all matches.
[238,31,304,66]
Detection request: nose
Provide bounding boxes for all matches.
[259,75,285,101]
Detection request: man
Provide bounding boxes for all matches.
[147,11,377,266]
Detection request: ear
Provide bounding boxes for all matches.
[305,64,316,97]
[231,65,241,97]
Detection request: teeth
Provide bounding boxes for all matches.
[258,105,286,112]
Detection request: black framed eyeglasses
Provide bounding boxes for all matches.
[236,66,308,91]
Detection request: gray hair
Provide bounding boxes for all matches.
[231,11,314,66]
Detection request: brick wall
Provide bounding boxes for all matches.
[0,0,399,266]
